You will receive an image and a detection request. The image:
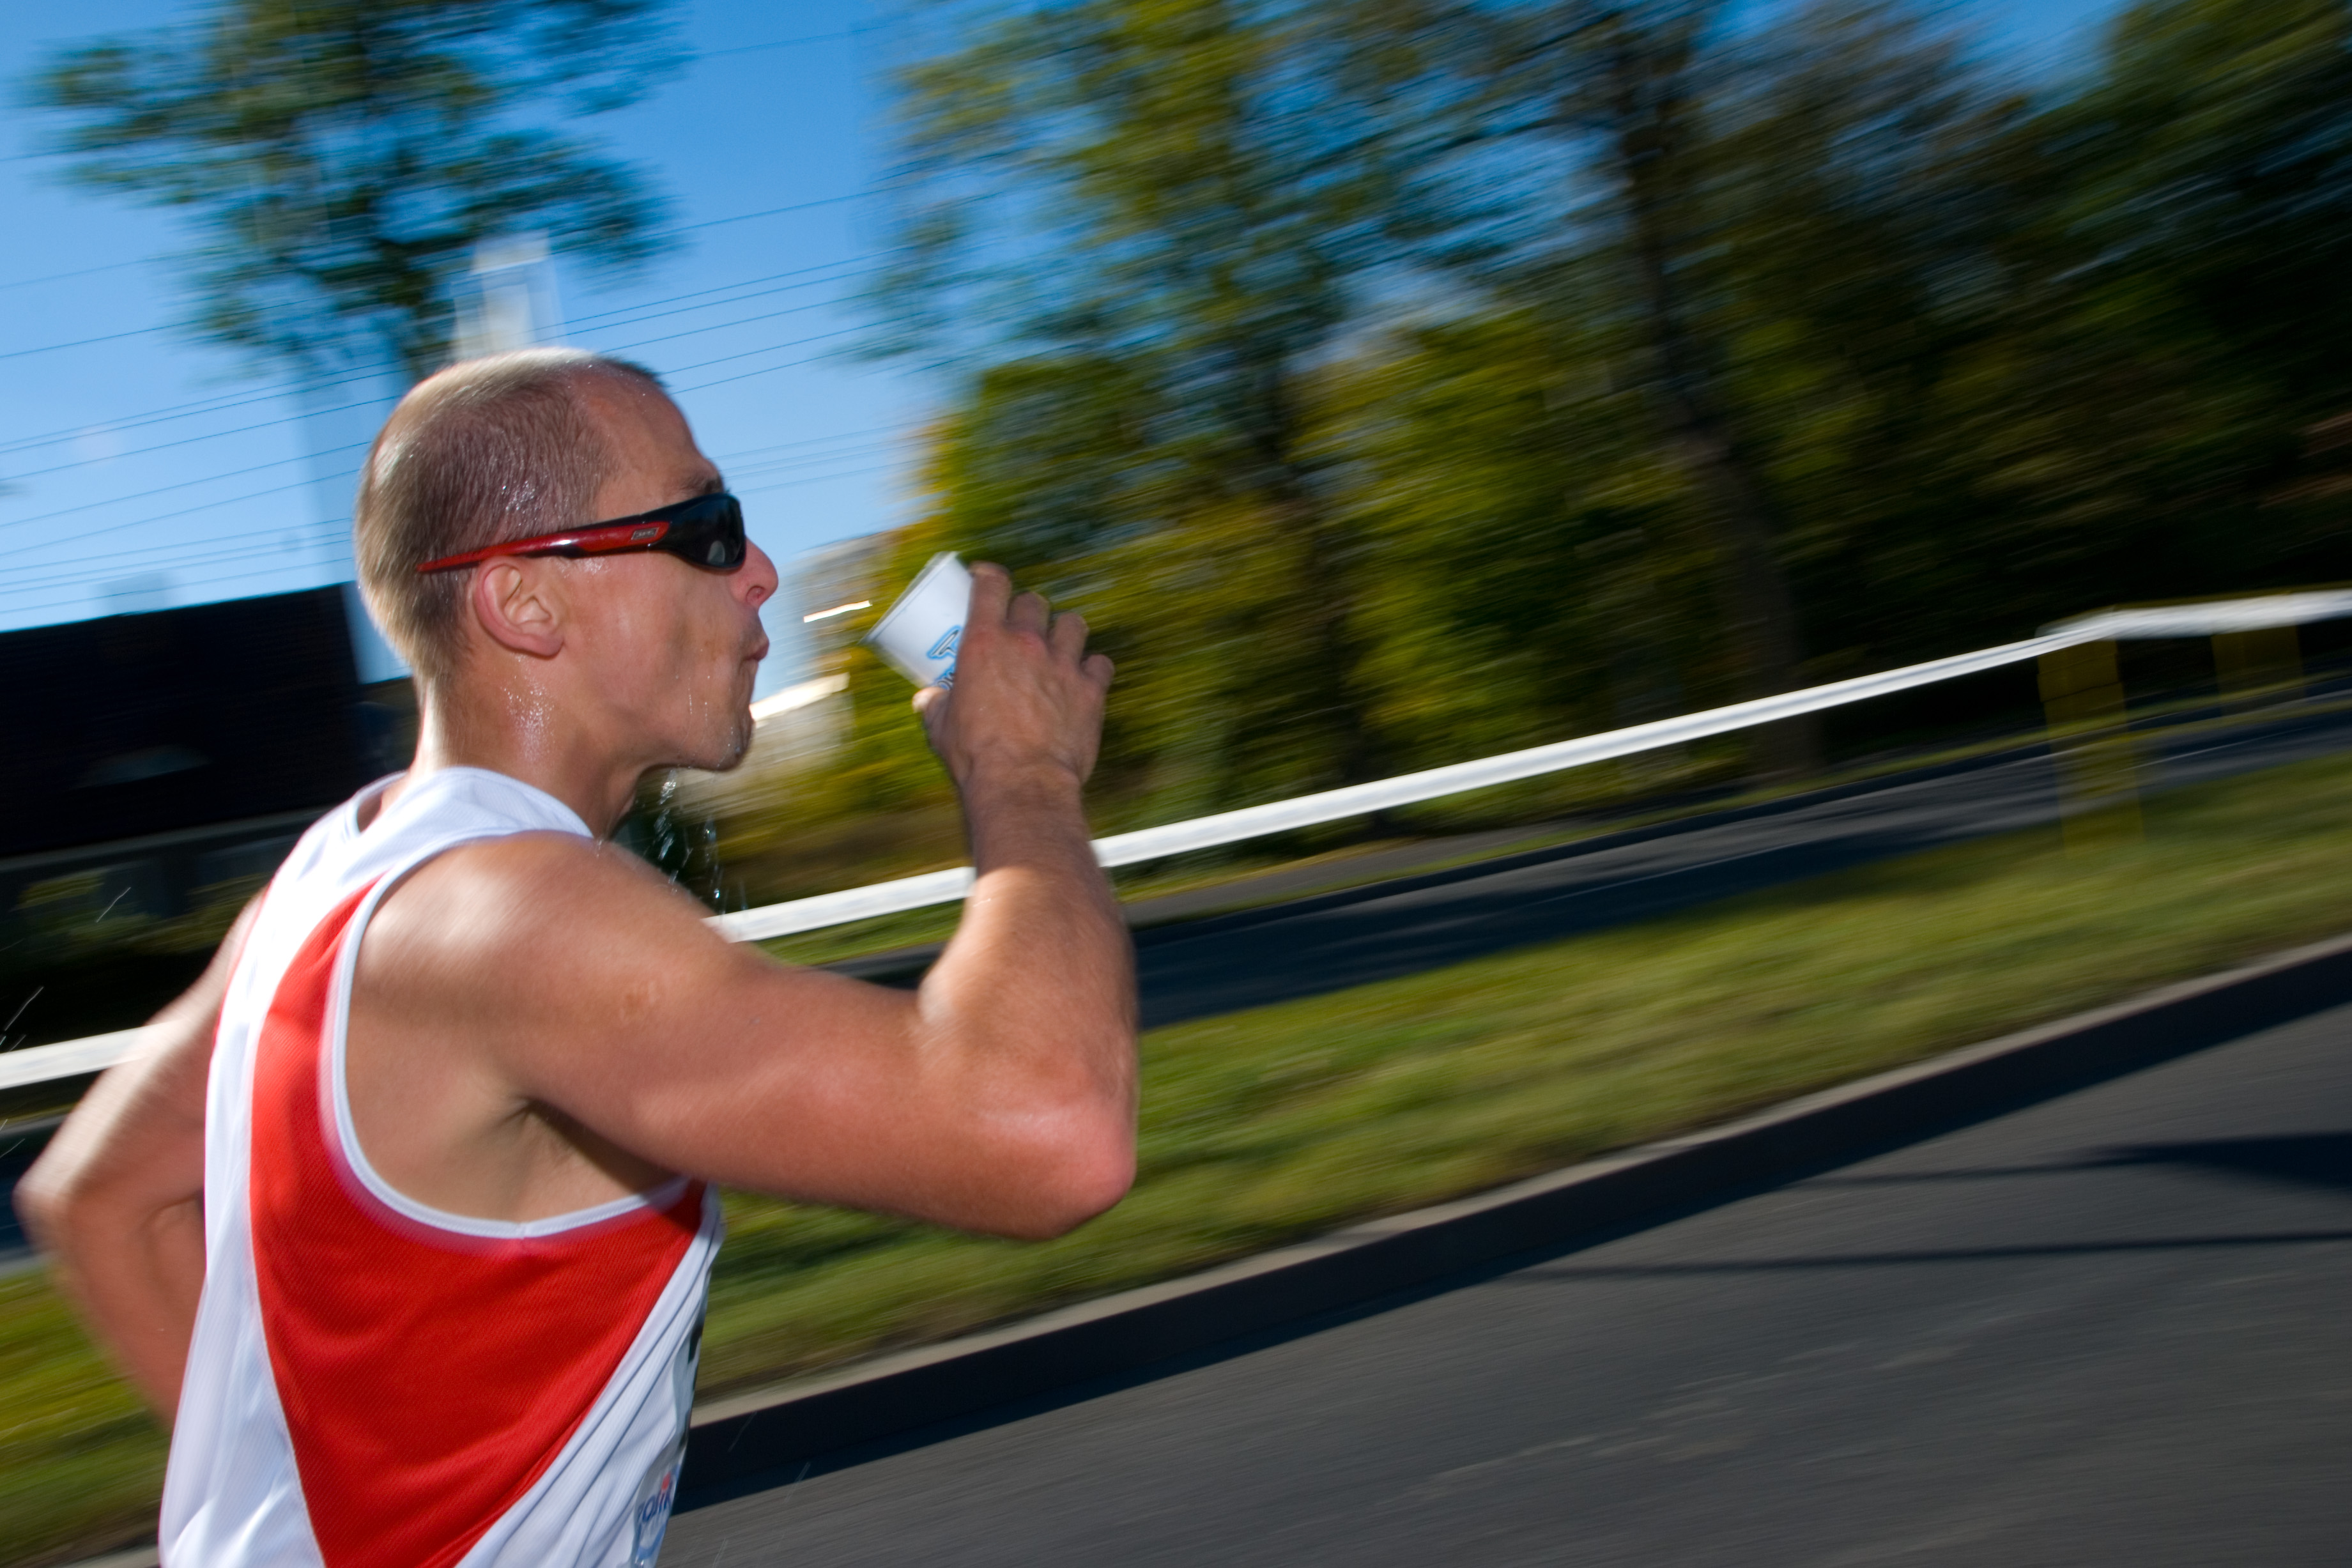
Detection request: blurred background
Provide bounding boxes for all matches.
[12,2,2352,1560]
[8,0,2352,1044]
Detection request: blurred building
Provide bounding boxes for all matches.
[0,586,396,930]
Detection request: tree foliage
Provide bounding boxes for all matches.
[794,0,2352,868]
[26,0,682,378]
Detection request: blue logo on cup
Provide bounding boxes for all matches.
[926,626,962,663]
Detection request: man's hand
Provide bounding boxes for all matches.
[914,562,1114,797]
[17,896,259,1418]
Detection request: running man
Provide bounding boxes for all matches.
[19,350,1138,1567]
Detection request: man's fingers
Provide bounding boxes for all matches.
[913,684,948,718]
[1049,610,1090,663]
[967,562,1013,628]
[1083,652,1115,689]
[1008,590,1050,636]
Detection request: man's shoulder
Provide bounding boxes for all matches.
[361,831,720,1013]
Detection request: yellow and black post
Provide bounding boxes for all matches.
[2211,624,2304,710]
[2038,638,2142,853]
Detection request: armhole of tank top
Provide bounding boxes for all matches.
[321,838,691,1242]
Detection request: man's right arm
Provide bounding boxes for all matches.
[359,566,1138,1238]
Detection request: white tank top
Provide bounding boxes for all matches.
[162,766,723,1568]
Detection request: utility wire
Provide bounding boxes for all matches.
[0,323,172,362]
[696,26,877,59]
[2,263,868,482]
[0,253,873,465]
[0,525,344,594]
[589,296,847,358]
[735,463,905,500]
[0,252,868,385]
[0,328,879,560]
[675,337,871,394]
[0,258,150,293]
[711,424,901,463]
[0,312,864,518]
[0,440,371,537]
[0,475,322,558]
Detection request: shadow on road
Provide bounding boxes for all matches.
[1805,1131,2352,1196]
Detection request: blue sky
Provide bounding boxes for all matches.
[0,0,2127,687]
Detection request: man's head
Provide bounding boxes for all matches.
[356,350,776,775]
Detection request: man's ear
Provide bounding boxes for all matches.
[470,559,566,659]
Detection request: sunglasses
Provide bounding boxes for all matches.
[414,491,748,575]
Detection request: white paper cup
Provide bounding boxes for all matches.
[863,552,972,688]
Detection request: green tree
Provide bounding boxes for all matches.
[1395,0,1829,771]
[1318,306,1721,785]
[876,0,1404,815]
[26,0,681,379]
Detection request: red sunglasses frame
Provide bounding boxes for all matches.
[414,493,745,574]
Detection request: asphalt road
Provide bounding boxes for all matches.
[667,994,2352,1567]
[1131,703,2352,1026]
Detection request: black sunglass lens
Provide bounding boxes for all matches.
[659,495,744,570]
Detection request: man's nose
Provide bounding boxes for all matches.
[737,540,780,609]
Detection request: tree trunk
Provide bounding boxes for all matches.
[1590,14,1820,778]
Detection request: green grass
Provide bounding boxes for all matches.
[10,749,2352,1564]
[0,1273,167,1567]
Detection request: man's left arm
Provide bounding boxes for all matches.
[15,896,257,1419]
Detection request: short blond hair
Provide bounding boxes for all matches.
[353,349,665,682]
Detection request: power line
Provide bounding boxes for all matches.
[0,323,171,363]
[674,337,870,394]
[0,327,875,550]
[590,295,849,358]
[2,402,366,486]
[696,26,877,60]
[0,475,322,558]
[711,424,900,465]
[0,320,865,521]
[0,258,150,293]
[0,252,875,466]
[0,372,392,460]
[728,443,902,480]
[0,523,344,593]
[0,440,370,537]
[649,324,870,381]
[737,463,905,500]
[557,254,873,331]
[0,252,868,368]
[0,258,873,482]
[673,190,873,234]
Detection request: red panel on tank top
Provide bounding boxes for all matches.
[249,885,702,1568]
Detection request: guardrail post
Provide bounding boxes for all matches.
[2212,624,2304,710]
[2038,639,2142,852]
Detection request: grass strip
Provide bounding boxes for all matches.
[10,749,2352,1564]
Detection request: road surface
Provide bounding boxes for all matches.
[667,994,2352,1565]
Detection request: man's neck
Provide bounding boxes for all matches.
[397,680,646,836]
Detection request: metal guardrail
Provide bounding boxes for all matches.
[7,587,2351,1096]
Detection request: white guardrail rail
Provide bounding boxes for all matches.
[7,588,2352,1096]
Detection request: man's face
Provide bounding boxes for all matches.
[560,378,777,773]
